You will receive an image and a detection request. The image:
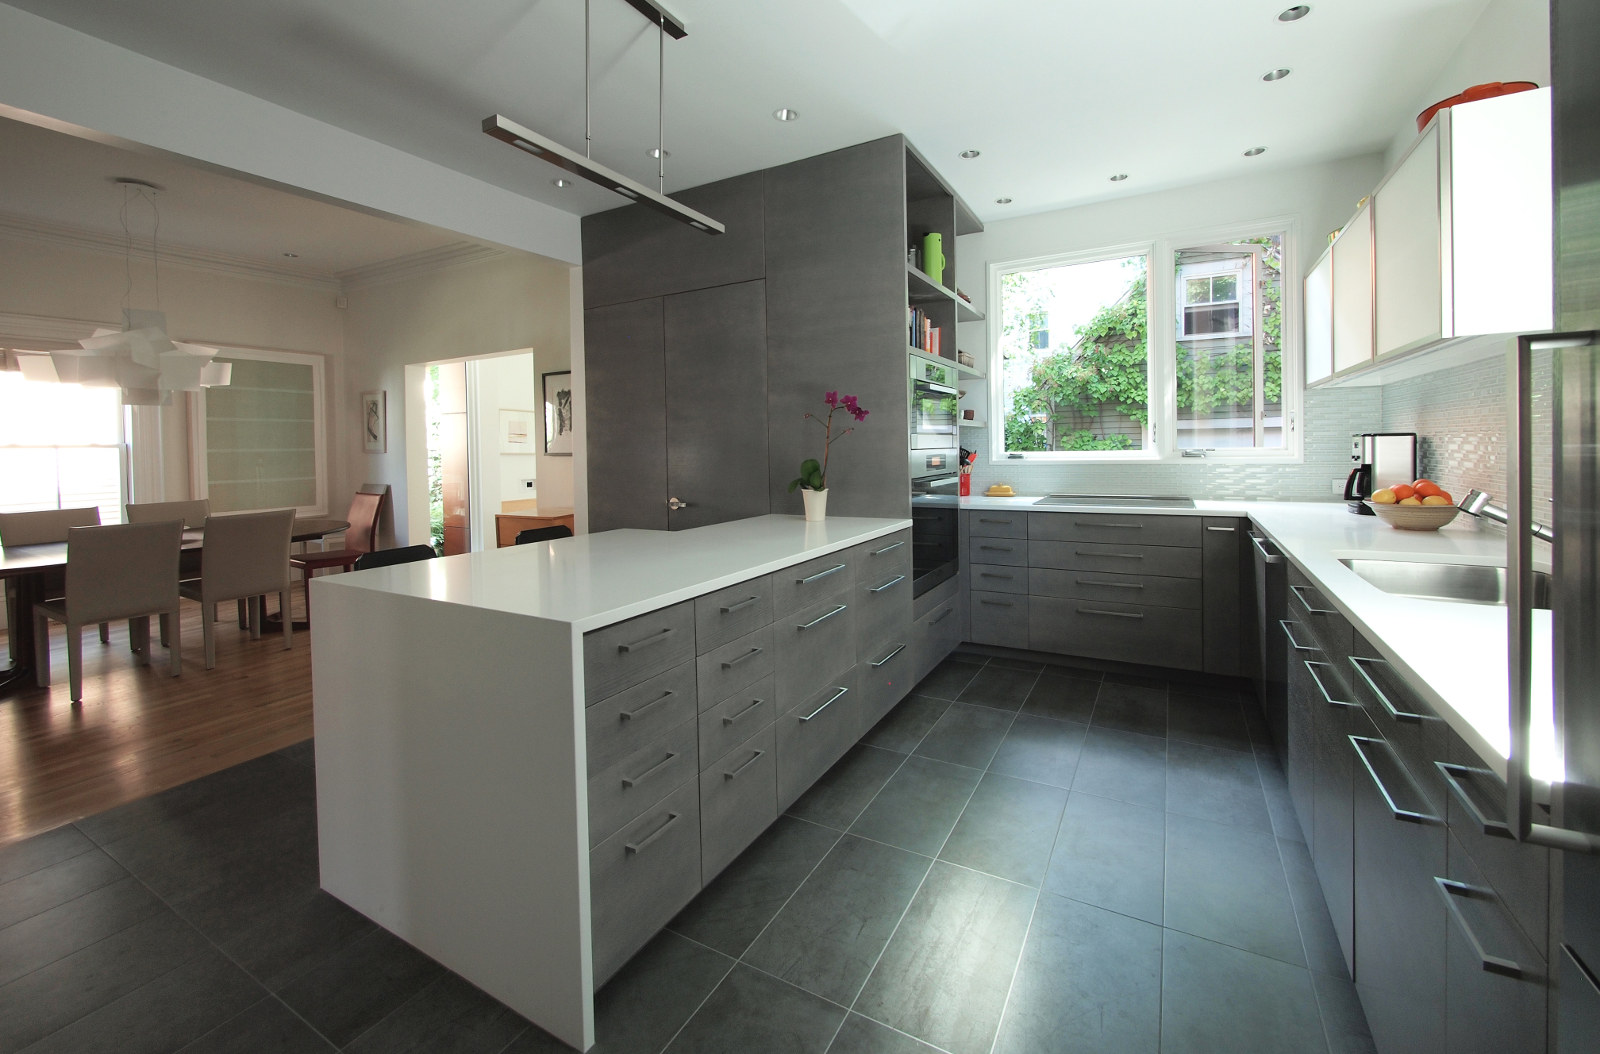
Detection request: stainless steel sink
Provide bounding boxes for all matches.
[1338,558,1552,609]
[1033,494,1196,509]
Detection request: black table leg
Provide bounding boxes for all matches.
[1,574,41,697]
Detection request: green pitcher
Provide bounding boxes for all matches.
[922,233,944,286]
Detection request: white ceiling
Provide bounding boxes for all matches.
[0,0,1498,268]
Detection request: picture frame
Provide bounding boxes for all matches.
[499,408,536,454]
[542,371,573,456]
[361,390,386,453]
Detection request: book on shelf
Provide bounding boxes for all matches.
[906,304,944,357]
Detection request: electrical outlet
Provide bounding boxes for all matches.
[1332,479,1346,496]
[521,479,536,489]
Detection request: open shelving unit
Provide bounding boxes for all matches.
[905,144,984,369]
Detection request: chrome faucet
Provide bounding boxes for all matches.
[1459,489,1555,543]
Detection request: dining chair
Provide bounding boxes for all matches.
[0,506,112,644]
[353,544,437,571]
[33,521,183,702]
[179,510,294,669]
[289,490,384,618]
[514,525,574,544]
[126,498,211,528]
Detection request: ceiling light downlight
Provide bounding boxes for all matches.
[773,108,800,122]
[1262,68,1292,82]
[1109,173,1129,182]
[552,178,572,188]
[1244,146,1268,157]
[483,0,723,234]
[959,150,980,159]
[995,197,1012,205]
[1278,6,1310,21]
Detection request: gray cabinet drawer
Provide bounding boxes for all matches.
[583,602,695,703]
[969,537,1027,567]
[699,724,777,882]
[694,575,774,654]
[911,593,961,684]
[773,550,854,615]
[696,625,774,711]
[856,530,913,574]
[699,674,776,768]
[773,594,856,707]
[586,661,698,773]
[856,565,911,651]
[1028,512,1201,547]
[1348,654,1450,816]
[776,667,860,810]
[860,639,913,733]
[587,717,698,848]
[967,511,1027,538]
[1028,539,1201,579]
[1027,567,1201,610]
[970,563,1027,594]
[1028,595,1202,670]
[590,778,701,985]
[969,590,1028,649]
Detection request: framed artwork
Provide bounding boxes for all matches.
[499,408,536,453]
[361,390,386,453]
[542,371,573,456]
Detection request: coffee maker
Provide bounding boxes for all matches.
[1344,432,1417,514]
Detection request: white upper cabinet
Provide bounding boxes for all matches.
[1331,202,1375,374]
[1374,87,1552,359]
[1304,249,1333,385]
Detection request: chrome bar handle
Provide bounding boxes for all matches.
[1305,661,1357,709]
[869,575,907,594]
[720,595,760,614]
[1077,608,1143,620]
[619,690,674,721]
[871,540,906,555]
[797,604,847,630]
[1435,878,1524,978]
[621,750,678,789]
[618,627,673,653]
[798,564,846,585]
[1249,532,1284,564]
[722,697,764,726]
[625,811,680,854]
[724,749,765,781]
[800,685,848,721]
[870,643,907,668]
[720,647,763,669]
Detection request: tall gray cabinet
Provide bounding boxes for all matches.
[582,136,970,531]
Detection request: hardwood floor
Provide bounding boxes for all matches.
[0,597,314,847]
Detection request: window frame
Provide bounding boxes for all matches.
[188,345,328,516]
[986,216,1302,465]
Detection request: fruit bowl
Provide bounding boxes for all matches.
[1367,501,1460,531]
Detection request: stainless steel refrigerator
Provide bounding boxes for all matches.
[1508,4,1600,1047]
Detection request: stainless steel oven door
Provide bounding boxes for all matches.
[910,360,959,483]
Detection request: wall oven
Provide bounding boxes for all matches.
[909,357,961,597]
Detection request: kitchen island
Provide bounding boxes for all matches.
[310,514,911,1052]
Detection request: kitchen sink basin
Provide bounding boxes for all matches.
[1338,558,1552,609]
[1033,494,1196,508]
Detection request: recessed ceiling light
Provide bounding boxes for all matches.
[960,149,981,159]
[1244,146,1268,157]
[648,148,670,159]
[1262,68,1292,82]
[282,252,299,258]
[551,178,572,188]
[994,197,1013,205]
[1109,173,1129,182]
[1278,5,1311,21]
[772,108,800,122]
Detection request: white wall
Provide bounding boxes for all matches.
[471,351,540,546]
[0,228,345,505]
[955,153,1388,500]
[341,253,576,547]
[1382,0,1550,167]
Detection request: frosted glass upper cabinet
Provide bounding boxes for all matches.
[1330,202,1374,375]
[1373,87,1552,360]
[1304,247,1333,385]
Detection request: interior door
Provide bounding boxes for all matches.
[437,362,470,556]
[584,298,668,532]
[664,281,768,530]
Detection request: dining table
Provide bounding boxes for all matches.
[0,515,349,698]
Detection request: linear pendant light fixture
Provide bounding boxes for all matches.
[483,0,724,234]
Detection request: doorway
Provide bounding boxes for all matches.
[426,362,470,556]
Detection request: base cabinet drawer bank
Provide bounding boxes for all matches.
[964,511,1246,674]
[311,515,912,1052]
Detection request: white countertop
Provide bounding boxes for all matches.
[313,514,910,633]
[955,494,1551,784]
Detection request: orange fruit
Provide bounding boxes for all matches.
[1399,496,1424,506]
[1421,495,1451,506]
[1371,488,1398,504]
[1435,490,1453,504]
[1413,480,1443,498]
[1391,483,1416,500]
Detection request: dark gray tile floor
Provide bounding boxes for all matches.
[0,651,1376,1054]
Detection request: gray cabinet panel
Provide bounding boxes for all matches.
[695,624,775,712]
[1029,539,1201,579]
[910,589,961,684]
[665,281,770,530]
[860,638,914,731]
[700,724,778,883]
[1028,595,1201,670]
[776,667,861,810]
[589,778,701,985]
[967,511,1027,538]
[1027,567,1200,609]
[585,661,698,773]
[773,594,857,707]
[969,537,1027,567]
[773,550,855,615]
[1283,622,1318,843]
[765,136,911,520]
[581,171,766,308]
[587,717,698,848]
[699,674,776,768]
[583,600,695,703]
[584,298,668,532]
[694,574,775,654]
[1307,659,1358,976]
[855,563,911,650]
[971,563,1028,595]
[1028,512,1202,547]
[970,590,1028,649]
[1201,518,1247,675]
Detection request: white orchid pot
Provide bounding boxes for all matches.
[802,488,828,522]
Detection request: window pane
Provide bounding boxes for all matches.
[1211,274,1238,302]
[0,372,123,522]
[1000,254,1150,453]
[1175,235,1284,450]
[205,356,318,511]
[1185,277,1211,305]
